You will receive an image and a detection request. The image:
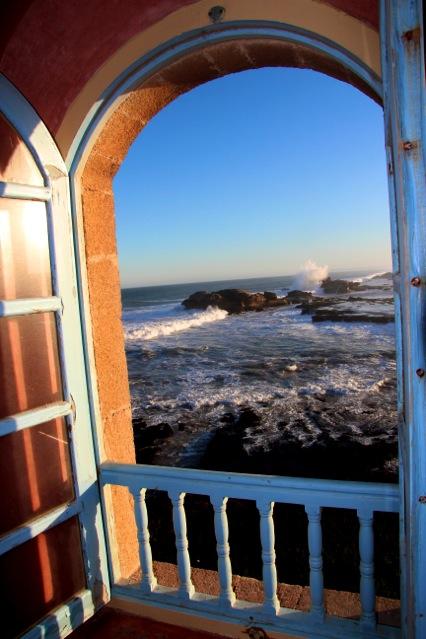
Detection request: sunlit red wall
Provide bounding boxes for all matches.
[0,1,378,138]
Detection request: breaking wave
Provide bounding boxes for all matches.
[126,305,228,341]
[291,259,329,292]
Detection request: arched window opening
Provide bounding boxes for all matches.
[112,68,399,618]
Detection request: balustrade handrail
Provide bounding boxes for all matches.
[100,461,399,512]
[100,461,400,638]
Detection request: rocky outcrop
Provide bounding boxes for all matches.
[320,277,363,294]
[312,309,393,323]
[299,296,394,323]
[320,275,392,294]
[200,399,398,482]
[133,417,175,463]
[286,290,313,303]
[182,289,290,314]
[182,279,394,320]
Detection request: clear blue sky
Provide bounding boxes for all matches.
[113,68,391,288]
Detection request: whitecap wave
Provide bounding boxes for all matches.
[126,306,228,341]
[349,271,391,283]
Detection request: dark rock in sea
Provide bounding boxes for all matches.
[200,408,260,470]
[179,401,195,410]
[299,295,394,324]
[133,420,174,449]
[312,310,393,323]
[320,277,362,294]
[263,290,277,301]
[286,290,314,303]
[182,281,392,317]
[200,400,398,483]
[132,416,147,430]
[371,271,393,280]
[182,288,289,314]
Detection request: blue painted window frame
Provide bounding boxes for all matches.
[0,75,110,638]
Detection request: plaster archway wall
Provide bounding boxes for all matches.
[69,0,383,581]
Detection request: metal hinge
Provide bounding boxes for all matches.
[244,628,268,639]
[70,395,77,424]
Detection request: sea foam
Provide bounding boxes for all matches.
[126,305,228,341]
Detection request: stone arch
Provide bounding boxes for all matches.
[72,15,383,580]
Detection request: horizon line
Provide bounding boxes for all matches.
[121,266,392,291]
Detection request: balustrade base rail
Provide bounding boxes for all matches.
[101,462,400,639]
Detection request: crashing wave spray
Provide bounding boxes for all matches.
[291,260,329,292]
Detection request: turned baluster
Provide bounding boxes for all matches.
[169,490,194,600]
[211,495,235,608]
[257,498,279,615]
[130,487,157,593]
[358,507,376,630]
[305,505,325,620]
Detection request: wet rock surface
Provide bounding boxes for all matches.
[320,277,367,294]
[299,296,395,324]
[182,277,393,324]
[182,288,290,313]
[199,395,398,483]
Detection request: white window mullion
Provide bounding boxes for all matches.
[22,589,95,639]
[0,181,51,201]
[0,401,72,438]
[0,296,62,317]
[0,500,80,556]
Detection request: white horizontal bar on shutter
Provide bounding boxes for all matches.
[0,296,61,317]
[0,500,80,556]
[0,180,51,201]
[0,400,72,438]
[22,589,94,639]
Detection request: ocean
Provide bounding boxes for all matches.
[122,268,398,475]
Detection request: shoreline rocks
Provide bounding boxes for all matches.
[199,403,398,483]
[182,278,394,324]
[182,287,317,314]
[299,296,394,323]
[320,277,364,294]
[182,288,291,314]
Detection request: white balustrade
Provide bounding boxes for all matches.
[101,462,400,639]
[305,505,324,621]
[211,495,235,608]
[257,498,279,615]
[358,507,376,630]
[169,490,195,600]
[130,487,157,593]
